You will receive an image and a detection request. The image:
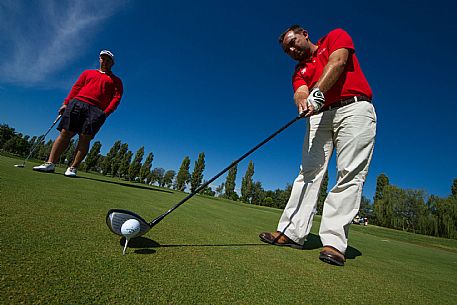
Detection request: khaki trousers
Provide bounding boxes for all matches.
[277,100,376,254]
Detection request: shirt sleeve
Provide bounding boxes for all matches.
[104,77,123,116]
[327,28,354,53]
[64,71,87,104]
[292,68,307,92]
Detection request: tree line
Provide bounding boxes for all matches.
[1,123,295,206]
[370,174,457,239]
[2,123,456,239]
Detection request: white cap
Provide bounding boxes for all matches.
[100,50,114,62]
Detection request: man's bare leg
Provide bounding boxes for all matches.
[48,129,74,164]
[70,134,93,169]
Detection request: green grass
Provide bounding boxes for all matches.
[1,155,457,304]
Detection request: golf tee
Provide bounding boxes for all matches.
[123,239,129,255]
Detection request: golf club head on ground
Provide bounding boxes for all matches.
[106,209,151,237]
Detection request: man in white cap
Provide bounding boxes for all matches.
[33,50,123,177]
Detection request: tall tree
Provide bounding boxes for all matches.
[452,178,457,197]
[112,143,128,178]
[317,170,329,215]
[95,155,105,173]
[373,173,390,224]
[83,141,102,172]
[175,156,191,191]
[150,167,165,186]
[190,152,206,193]
[374,173,390,204]
[119,150,133,180]
[241,160,255,203]
[129,146,145,181]
[163,170,176,188]
[224,165,237,200]
[250,181,265,205]
[102,140,121,176]
[215,183,225,197]
[429,194,457,239]
[139,152,154,183]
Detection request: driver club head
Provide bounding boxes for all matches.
[14,164,25,168]
[106,209,151,237]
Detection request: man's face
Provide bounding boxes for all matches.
[281,30,310,61]
[99,55,114,72]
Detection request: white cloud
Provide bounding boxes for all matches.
[0,0,125,86]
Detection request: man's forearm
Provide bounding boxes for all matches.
[314,48,349,93]
[294,86,309,107]
[315,63,345,93]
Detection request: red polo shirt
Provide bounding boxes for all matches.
[64,69,123,115]
[292,28,372,106]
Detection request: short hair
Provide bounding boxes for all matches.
[278,25,306,44]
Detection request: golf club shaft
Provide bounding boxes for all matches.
[149,111,307,227]
[23,114,62,163]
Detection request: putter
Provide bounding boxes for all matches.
[106,111,307,237]
[14,114,62,168]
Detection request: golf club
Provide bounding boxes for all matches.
[106,111,308,238]
[14,114,62,168]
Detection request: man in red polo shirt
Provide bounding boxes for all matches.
[259,26,376,266]
[33,50,123,177]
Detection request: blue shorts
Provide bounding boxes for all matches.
[57,99,106,136]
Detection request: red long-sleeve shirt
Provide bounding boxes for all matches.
[64,69,123,116]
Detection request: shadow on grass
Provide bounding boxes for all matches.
[346,246,362,259]
[120,233,362,259]
[78,176,173,194]
[300,233,362,259]
[120,237,268,255]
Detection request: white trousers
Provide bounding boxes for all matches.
[277,100,376,254]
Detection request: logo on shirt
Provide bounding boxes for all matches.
[317,47,327,56]
[301,67,307,74]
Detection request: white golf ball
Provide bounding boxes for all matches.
[121,219,141,239]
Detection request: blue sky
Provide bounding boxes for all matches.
[1,0,456,200]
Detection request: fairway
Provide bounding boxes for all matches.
[1,155,456,304]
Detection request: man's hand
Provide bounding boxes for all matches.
[306,88,325,114]
[297,98,308,116]
[58,104,67,115]
[293,85,310,116]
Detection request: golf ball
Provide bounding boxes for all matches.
[121,219,141,239]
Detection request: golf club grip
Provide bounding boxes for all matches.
[53,114,62,124]
[150,112,307,227]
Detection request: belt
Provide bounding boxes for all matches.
[320,95,371,112]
